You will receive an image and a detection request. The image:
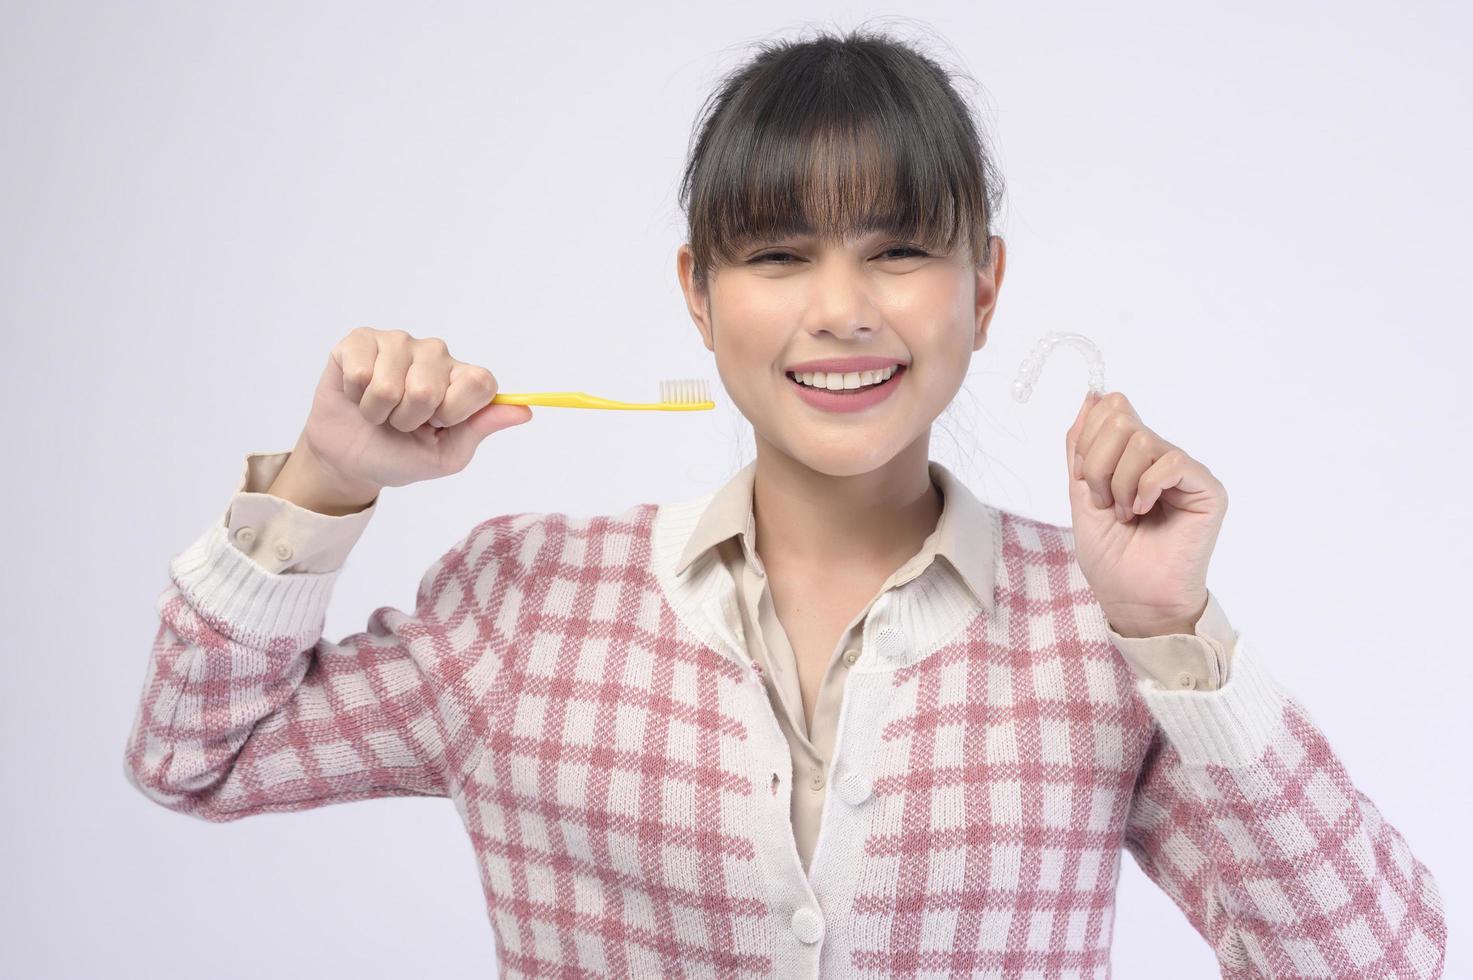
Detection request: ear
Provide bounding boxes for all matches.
[676,243,716,353]
[972,235,1007,352]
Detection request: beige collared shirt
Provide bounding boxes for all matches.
[221,451,1238,874]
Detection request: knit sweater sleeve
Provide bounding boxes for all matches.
[1121,641,1446,977]
[122,510,520,822]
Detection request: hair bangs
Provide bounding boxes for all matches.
[680,29,999,293]
[730,120,970,259]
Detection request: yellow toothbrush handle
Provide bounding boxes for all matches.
[492,391,618,408]
[492,391,712,410]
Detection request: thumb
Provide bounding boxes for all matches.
[439,400,533,460]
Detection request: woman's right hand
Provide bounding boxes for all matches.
[294,327,534,496]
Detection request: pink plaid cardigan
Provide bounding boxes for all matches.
[123,492,1446,978]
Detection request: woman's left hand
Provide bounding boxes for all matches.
[1065,389,1228,638]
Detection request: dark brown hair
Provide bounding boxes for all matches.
[678,23,1005,297]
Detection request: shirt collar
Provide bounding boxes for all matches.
[672,458,995,615]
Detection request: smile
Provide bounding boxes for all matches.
[785,364,907,413]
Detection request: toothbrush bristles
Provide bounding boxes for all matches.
[659,378,711,405]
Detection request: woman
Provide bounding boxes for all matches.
[124,25,1446,978]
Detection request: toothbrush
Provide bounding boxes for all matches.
[491,378,715,411]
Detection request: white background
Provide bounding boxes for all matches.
[3,2,1466,976]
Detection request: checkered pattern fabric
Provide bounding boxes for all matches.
[124,502,1445,978]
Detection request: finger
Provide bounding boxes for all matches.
[1074,390,1140,486]
[333,329,379,404]
[1066,389,1102,480]
[1102,390,1140,421]
[1080,412,1137,511]
[390,338,453,432]
[437,400,533,467]
[1110,431,1161,521]
[361,331,416,427]
[1134,448,1212,514]
[434,362,500,427]
[1074,391,1123,467]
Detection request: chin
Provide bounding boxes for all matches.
[778,437,906,478]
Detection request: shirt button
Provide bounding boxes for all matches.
[809,770,825,791]
[1176,671,1198,690]
[790,907,824,945]
[843,647,859,666]
[273,541,294,562]
[234,526,256,545]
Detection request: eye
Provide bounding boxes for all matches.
[748,246,931,264]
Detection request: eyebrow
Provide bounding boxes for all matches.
[755,223,905,242]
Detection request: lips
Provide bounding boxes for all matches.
[784,357,907,375]
[786,363,907,413]
[788,372,892,392]
[786,364,903,389]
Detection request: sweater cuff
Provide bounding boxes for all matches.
[168,519,342,650]
[1134,636,1288,768]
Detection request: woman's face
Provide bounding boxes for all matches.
[676,228,1006,477]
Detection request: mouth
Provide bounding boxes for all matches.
[785,363,907,393]
[783,364,908,414]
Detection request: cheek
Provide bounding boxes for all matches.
[716,325,779,377]
[903,324,976,406]
[715,273,799,321]
[712,305,786,369]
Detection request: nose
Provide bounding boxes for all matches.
[801,258,881,339]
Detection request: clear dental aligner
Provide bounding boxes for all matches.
[1011,331,1107,403]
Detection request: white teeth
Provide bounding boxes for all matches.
[791,365,899,389]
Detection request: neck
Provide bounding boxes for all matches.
[749,434,942,575]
